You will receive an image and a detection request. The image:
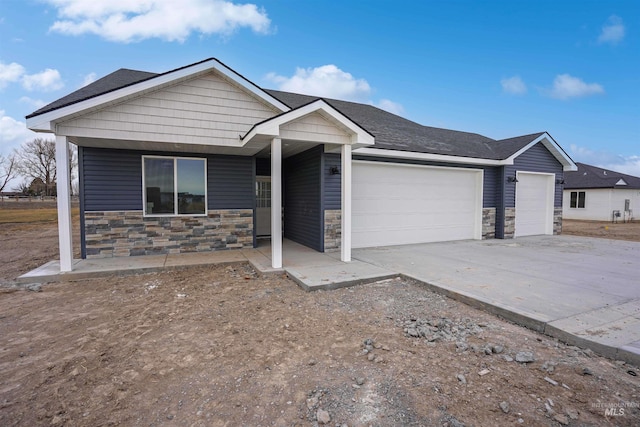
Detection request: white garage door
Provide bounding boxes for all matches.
[515,172,554,237]
[352,161,483,248]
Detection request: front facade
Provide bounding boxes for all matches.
[26,58,576,272]
[563,162,640,221]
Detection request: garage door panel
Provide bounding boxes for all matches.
[352,161,482,248]
[515,172,554,237]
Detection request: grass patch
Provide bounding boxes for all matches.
[0,208,80,224]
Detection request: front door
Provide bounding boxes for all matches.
[256,176,271,237]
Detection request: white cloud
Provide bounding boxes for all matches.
[266,64,405,116]
[45,0,272,43]
[376,99,404,115]
[81,72,97,88]
[501,76,527,95]
[0,61,26,89]
[548,74,604,100]
[598,15,625,45]
[19,96,48,109]
[266,65,372,102]
[21,68,64,92]
[0,110,51,155]
[570,144,640,177]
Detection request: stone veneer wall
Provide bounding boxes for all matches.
[84,209,253,258]
[553,207,562,235]
[503,207,516,239]
[324,209,341,252]
[482,208,496,239]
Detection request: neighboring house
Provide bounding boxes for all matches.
[26,58,576,272]
[563,162,640,221]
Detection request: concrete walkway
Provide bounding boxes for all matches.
[18,235,640,365]
[17,239,396,291]
[354,235,640,365]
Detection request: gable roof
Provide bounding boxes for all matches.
[28,68,157,118]
[564,162,640,189]
[26,58,574,168]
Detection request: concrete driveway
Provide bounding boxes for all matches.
[354,235,640,365]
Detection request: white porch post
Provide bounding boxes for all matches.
[55,135,74,272]
[341,144,352,262]
[271,137,283,268]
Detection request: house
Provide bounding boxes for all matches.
[563,162,640,222]
[26,58,576,273]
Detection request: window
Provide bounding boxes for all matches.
[570,191,586,209]
[143,156,207,216]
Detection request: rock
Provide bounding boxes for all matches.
[484,346,493,355]
[363,338,373,346]
[544,377,558,386]
[367,353,375,361]
[553,414,569,425]
[581,367,593,376]
[316,409,331,424]
[478,369,490,376]
[406,328,420,338]
[492,345,504,354]
[503,355,514,362]
[565,407,579,420]
[26,283,42,292]
[544,402,554,415]
[515,351,535,363]
[540,361,556,373]
[455,341,468,351]
[356,377,365,385]
[306,396,319,410]
[499,401,510,414]
[456,374,467,384]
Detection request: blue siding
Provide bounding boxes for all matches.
[82,148,254,211]
[505,143,563,207]
[324,153,341,210]
[208,155,254,209]
[284,146,323,251]
[352,155,500,208]
[82,148,143,211]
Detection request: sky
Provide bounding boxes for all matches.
[1,0,639,189]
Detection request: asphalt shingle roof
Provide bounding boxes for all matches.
[27,61,551,161]
[564,162,640,189]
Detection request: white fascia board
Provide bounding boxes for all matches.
[27,58,290,132]
[353,147,505,166]
[242,99,374,146]
[506,133,577,172]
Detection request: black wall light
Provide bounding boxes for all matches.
[330,166,340,175]
[507,176,518,183]
[556,178,565,184]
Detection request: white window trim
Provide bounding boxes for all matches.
[142,155,208,217]
[570,191,586,209]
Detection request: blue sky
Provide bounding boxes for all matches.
[1,0,639,188]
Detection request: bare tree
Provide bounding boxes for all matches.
[0,152,18,193]
[16,138,57,196]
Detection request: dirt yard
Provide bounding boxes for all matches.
[563,219,640,242]
[1,212,639,426]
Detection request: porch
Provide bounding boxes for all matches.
[17,239,395,291]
